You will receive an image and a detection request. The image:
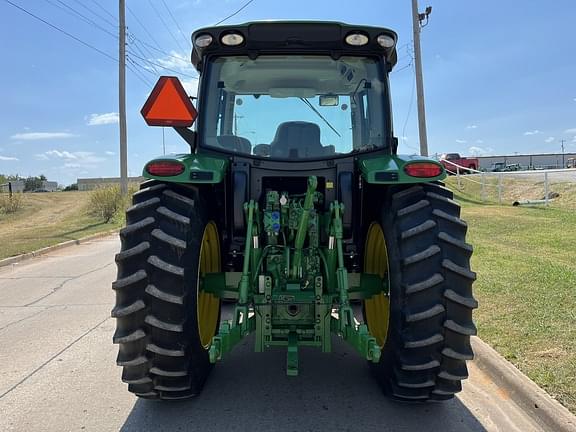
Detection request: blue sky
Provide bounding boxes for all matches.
[0,0,575,185]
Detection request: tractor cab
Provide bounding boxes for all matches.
[190,22,398,161]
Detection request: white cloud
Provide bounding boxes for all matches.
[146,52,199,89]
[10,132,76,141]
[475,139,484,144]
[523,130,540,136]
[46,150,77,160]
[64,163,82,169]
[0,155,18,161]
[105,151,116,156]
[181,78,199,98]
[466,124,478,129]
[468,146,493,156]
[40,150,106,165]
[87,112,119,126]
[71,151,106,163]
[455,139,467,144]
[544,136,555,143]
[564,128,576,134]
[153,51,194,73]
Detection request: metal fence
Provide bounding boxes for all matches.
[442,160,576,209]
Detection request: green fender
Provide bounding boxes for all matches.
[358,154,446,184]
[142,154,228,184]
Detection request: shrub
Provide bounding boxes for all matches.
[64,183,78,191]
[0,192,24,214]
[88,185,124,223]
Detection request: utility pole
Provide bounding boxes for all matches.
[411,0,432,156]
[560,139,565,168]
[119,0,128,195]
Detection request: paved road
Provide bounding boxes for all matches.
[0,237,545,432]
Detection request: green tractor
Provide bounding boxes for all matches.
[112,21,477,402]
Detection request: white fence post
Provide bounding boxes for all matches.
[481,172,486,203]
[457,165,461,188]
[544,172,549,207]
[498,173,503,205]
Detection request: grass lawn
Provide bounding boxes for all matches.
[0,191,122,260]
[450,185,576,412]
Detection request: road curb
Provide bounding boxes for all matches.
[0,229,119,269]
[471,336,576,432]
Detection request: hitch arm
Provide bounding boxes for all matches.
[291,176,317,277]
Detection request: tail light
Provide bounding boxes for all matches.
[404,162,443,178]
[146,161,185,177]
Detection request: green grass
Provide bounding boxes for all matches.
[446,174,576,210]
[0,191,123,260]
[452,188,576,412]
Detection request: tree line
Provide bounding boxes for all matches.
[1,174,54,192]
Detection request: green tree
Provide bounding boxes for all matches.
[24,176,43,192]
[64,183,78,191]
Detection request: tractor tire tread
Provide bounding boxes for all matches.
[112,181,217,401]
[370,182,476,403]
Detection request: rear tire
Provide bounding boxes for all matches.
[365,182,477,402]
[112,181,221,400]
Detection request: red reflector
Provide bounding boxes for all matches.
[146,161,185,177]
[141,76,198,127]
[404,162,443,178]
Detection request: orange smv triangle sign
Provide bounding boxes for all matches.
[141,76,198,127]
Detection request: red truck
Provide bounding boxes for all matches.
[439,153,479,173]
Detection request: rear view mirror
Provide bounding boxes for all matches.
[319,95,339,106]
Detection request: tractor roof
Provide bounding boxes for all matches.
[190,21,398,72]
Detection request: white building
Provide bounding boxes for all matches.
[77,177,145,191]
[476,152,576,170]
[0,180,25,193]
[40,181,58,192]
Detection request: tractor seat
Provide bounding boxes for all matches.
[270,122,326,158]
[217,135,252,154]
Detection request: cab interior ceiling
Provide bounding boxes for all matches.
[218,57,372,96]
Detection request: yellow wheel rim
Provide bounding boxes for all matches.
[364,222,391,347]
[197,221,221,349]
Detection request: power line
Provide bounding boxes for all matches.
[68,0,117,29]
[90,0,117,23]
[2,0,117,62]
[214,0,255,26]
[127,34,159,74]
[394,61,413,73]
[159,0,190,47]
[126,52,157,77]
[127,5,162,50]
[132,37,164,66]
[146,0,185,52]
[129,33,188,61]
[126,59,154,86]
[127,62,153,86]
[127,52,198,79]
[2,0,148,87]
[41,0,117,39]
